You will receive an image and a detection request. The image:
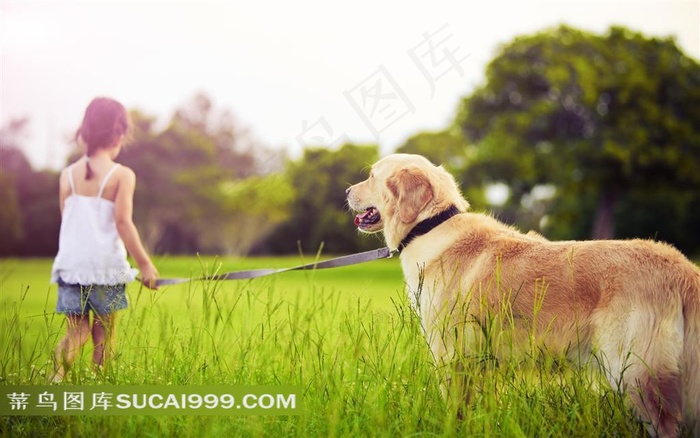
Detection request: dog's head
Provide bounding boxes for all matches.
[346,154,469,250]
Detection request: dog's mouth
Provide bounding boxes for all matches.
[354,207,381,230]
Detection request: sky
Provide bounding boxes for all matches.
[1,0,699,170]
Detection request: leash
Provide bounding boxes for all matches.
[146,206,461,287]
[148,247,396,287]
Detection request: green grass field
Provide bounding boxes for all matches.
[1,255,647,437]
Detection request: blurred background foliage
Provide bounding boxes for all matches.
[455,25,700,251]
[2,25,699,257]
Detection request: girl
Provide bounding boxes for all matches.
[51,97,159,381]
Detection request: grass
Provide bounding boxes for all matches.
[0,255,647,437]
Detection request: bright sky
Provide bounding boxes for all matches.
[1,0,698,170]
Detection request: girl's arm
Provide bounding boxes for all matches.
[114,168,159,289]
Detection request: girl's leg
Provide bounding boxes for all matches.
[91,313,117,368]
[53,315,91,381]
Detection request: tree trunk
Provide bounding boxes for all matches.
[592,189,617,240]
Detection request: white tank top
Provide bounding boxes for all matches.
[51,163,138,285]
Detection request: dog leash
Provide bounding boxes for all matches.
[147,247,396,287]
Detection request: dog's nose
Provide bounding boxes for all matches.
[345,187,352,195]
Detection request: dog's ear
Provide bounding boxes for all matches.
[387,166,433,223]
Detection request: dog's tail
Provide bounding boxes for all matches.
[683,269,700,437]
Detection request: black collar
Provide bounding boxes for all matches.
[397,205,460,253]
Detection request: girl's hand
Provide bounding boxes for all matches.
[139,263,160,290]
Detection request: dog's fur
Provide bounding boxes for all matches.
[347,153,700,437]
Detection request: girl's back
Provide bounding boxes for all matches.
[53,158,137,286]
[60,157,123,203]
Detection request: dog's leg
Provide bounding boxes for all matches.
[638,372,683,438]
[426,314,480,418]
[443,358,475,420]
[594,305,684,437]
[430,315,492,421]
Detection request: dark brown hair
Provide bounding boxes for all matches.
[75,97,131,179]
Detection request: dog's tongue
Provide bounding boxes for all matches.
[354,210,371,226]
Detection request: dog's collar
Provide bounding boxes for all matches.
[397,205,460,253]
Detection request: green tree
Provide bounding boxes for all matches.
[117,95,289,255]
[118,112,225,253]
[214,173,295,255]
[396,129,469,171]
[456,25,700,241]
[173,92,263,178]
[258,144,380,255]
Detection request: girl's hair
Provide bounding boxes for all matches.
[76,97,131,180]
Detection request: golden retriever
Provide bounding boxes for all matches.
[346,153,700,438]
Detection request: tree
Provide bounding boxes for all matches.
[172,92,284,177]
[396,129,470,171]
[257,144,381,255]
[456,26,700,240]
[213,173,295,255]
[0,171,22,255]
[1,119,62,256]
[0,137,30,255]
[118,112,225,253]
[117,95,290,255]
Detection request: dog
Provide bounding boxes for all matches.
[346,153,700,437]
